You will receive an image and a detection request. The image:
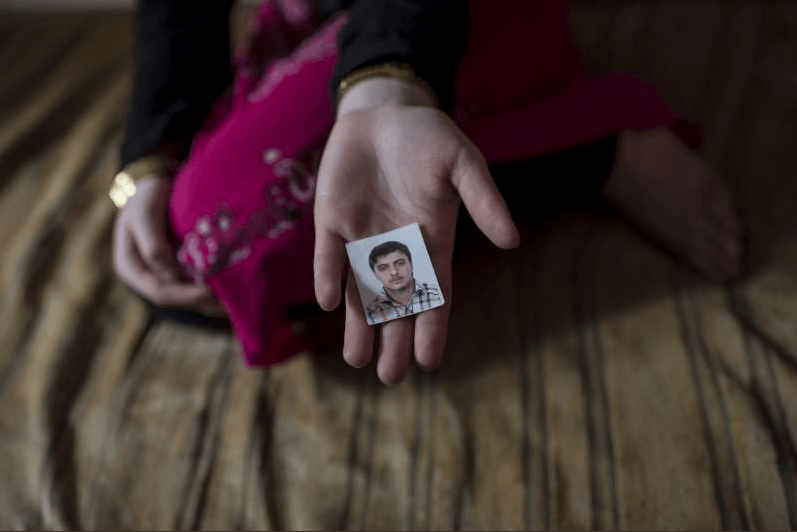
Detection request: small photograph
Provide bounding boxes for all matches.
[345,223,445,326]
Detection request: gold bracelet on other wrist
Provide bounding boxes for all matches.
[109,153,171,209]
[336,62,438,108]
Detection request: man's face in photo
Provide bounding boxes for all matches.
[373,251,412,292]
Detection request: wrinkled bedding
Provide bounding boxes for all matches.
[0,3,795,529]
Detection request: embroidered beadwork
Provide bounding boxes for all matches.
[177,148,322,283]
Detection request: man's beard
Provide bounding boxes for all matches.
[388,276,412,292]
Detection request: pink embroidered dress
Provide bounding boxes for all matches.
[167,0,700,368]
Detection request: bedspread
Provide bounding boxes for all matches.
[0,3,795,529]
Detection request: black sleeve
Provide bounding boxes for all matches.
[327,0,468,112]
[120,0,234,170]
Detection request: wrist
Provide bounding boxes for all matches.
[336,68,438,118]
[110,152,172,209]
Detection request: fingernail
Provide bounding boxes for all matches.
[344,352,367,368]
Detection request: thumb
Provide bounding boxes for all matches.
[129,203,179,281]
[450,144,520,249]
[313,227,347,311]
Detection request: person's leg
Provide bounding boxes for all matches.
[490,134,619,221]
[602,127,743,283]
[491,129,744,283]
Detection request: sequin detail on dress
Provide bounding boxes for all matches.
[177,148,322,283]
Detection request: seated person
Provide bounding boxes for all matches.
[112,0,744,382]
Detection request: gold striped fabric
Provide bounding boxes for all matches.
[0,3,795,529]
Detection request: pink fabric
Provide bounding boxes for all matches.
[168,0,701,368]
[169,3,342,366]
[451,0,701,160]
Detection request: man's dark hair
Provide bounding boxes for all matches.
[369,241,412,271]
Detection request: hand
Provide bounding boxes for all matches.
[314,80,520,384]
[112,174,224,316]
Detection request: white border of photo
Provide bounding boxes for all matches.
[345,223,445,325]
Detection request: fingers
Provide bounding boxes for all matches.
[342,272,375,368]
[114,220,212,307]
[451,144,521,250]
[412,244,452,372]
[313,125,355,312]
[413,304,450,372]
[341,271,416,385]
[314,228,347,311]
[376,316,414,385]
[128,183,180,282]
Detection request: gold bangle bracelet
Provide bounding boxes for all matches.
[336,62,438,108]
[109,153,171,209]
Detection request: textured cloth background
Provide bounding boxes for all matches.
[0,2,796,529]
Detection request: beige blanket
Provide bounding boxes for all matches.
[0,3,795,529]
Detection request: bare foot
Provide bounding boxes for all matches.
[601,127,744,283]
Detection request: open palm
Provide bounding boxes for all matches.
[314,105,519,384]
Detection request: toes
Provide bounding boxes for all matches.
[688,247,738,284]
[686,220,744,283]
[714,244,743,282]
[702,178,741,236]
[695,179,745,282]
[715,230,743,262]
[710,202,741,238]
[690,246,731,284]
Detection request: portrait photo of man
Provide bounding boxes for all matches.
[365,241,443,324]
[346,223,445,326]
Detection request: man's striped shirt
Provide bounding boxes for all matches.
[366,280,443,324]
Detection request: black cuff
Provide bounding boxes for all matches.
[120,0,233,169]
[329,0,467,113]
